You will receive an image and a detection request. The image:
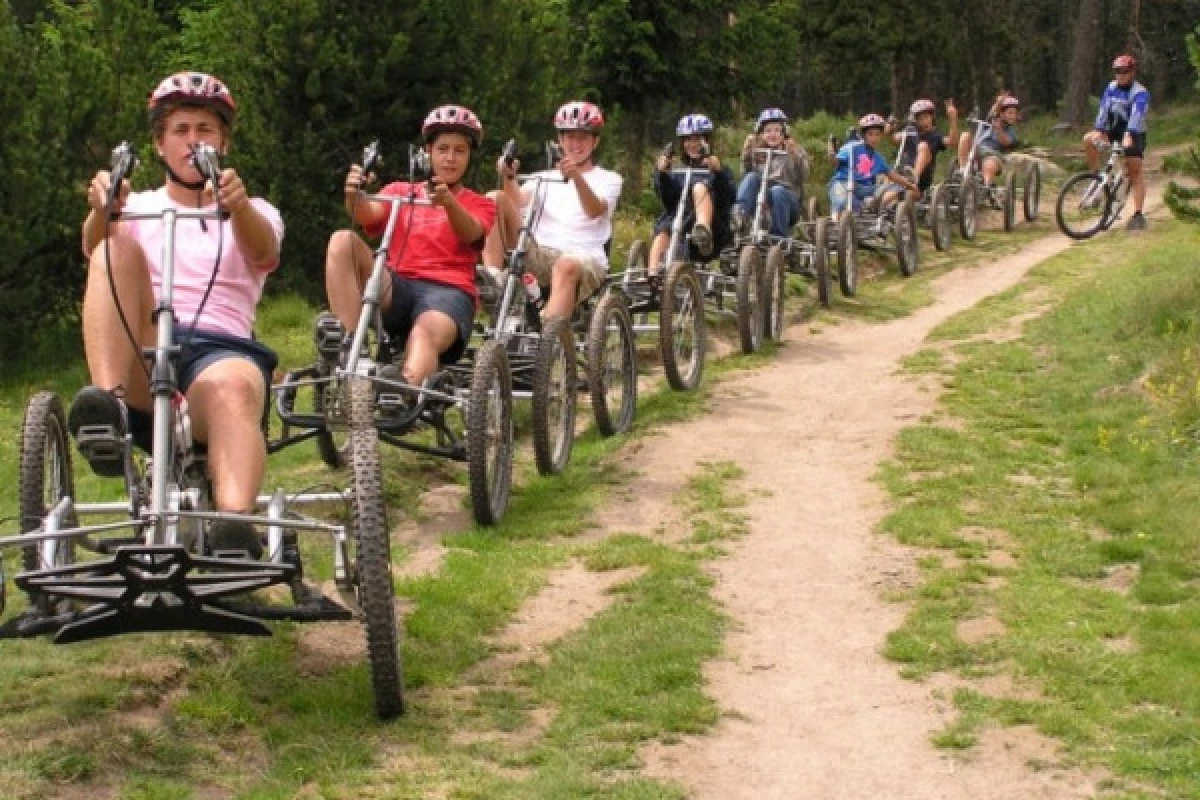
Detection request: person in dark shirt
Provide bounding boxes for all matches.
[888,98,959,193]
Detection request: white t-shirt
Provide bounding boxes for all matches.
[523,166,622,264]
[122,188,284,339]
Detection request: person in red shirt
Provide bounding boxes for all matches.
[324,104,496,388]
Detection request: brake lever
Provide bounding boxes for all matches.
[502,138,518,169]
[189,143,222,188]
[546,141,564,169]
[408,144,432,183]
[361,139,382,181]
[106,141,138,215]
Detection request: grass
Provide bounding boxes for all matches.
[878,218,1200,797]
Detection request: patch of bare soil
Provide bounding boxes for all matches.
[957,615,1008,645]
[633,181,1174,797]
[482,561,646,673]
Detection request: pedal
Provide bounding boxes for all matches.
[313,312,345,360]
[74,425,123,462]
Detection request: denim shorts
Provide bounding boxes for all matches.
[127,329,278,450]
[381,274,475,365]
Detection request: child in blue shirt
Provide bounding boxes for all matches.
[827,113,917,213]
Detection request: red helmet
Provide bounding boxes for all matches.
[421,104,483,147]
[909,98,936,117]
[1112,53,1137,71]
[858,113,887,132]
[998,95,1020,110]
[148,72,236,128]
[554,101,605,132]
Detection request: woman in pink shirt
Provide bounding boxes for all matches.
[69,72,283,556]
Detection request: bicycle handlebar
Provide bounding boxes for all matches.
[361,140,381,178]
[106,142,138,215]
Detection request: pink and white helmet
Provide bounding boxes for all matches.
[909,98,936,117]
[998,95,1021,110]
[422,104,484,147]
[858,113,887,132]
[554,101,605,133]
[148,72,236,127]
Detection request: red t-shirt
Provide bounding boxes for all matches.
[363,181,496,301]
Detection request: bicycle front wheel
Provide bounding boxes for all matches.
[1055,172,1110,240]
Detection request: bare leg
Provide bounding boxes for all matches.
[692,183,714,226]
[82,233,155,409]
[647,231,670,276]
[325,229,389,331]
[957,132,973,170]
[1083,131,1106,172]
[546,257,583,320]
[402,310,459,387]
[187,358,266,512]
[982,156,1001,186]
[1127,157,1145,212]
[482,190,520,268]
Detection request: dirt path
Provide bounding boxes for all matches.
[608,169,1176,797]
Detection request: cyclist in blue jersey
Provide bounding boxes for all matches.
[827,114,918,214]
[1084,53,1150,230]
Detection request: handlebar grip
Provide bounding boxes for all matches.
[361,139,381,178]
[106,141,137,211]
[502,138,518,168]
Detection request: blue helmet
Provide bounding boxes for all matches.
[676,113,714,138]
[755,107,788,133]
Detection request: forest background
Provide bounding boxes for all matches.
[2,0,1198,356]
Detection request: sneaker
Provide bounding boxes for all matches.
[731,208,748,237]
[208,519,263,560]
[67,386,128,478]
[691,222,714,258]
[1126,212,1147,231]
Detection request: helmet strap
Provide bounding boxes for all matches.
[163,159,207,192]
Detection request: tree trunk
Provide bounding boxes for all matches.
[1059,0,1102,127]
[621,104,648,198]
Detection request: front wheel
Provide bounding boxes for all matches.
[735,246,763,354]
[19,391,78,614]
[345,376,404,720]
[587,290,637,436]
[1055,171,1110,240]
[1023,162,1041,222]
[467,340,513,525]
[929,184,952,252]
[836,211,858,297]
[763,245,788,340]
[895,194,919,276]
[660,262,706,391]
[1003,171,1017,232]
[531,316,576,476]
[958,178,979,240]
[812,218,832,307]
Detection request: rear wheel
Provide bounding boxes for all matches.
[345,376,403,720]
[1024,162,1042,222]
[836,211,858,297]
[531,316,576,476]
[587,290,637,436]
[812,218,832,307]
[735,246,763,354]
[467,341,513,525]
[1055,171,1110,240]
[929,184,952,252]
[18,391,78,614]
[958,178,979,240]
[1003,171,1017,231]
[660,262,706,391]
[763,245,788,340]
[895,194,919,276]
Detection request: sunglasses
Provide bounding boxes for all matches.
[1114,68,1133,74]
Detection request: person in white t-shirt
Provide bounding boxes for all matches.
[482,100,623,322]
[67,72,284,557]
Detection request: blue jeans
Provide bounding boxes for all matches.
[736,172,799,236]
[828,181,876,214]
